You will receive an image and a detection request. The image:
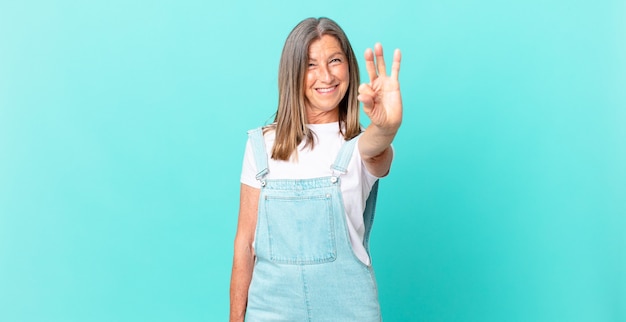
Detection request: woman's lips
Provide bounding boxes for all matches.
[316,85,338,94]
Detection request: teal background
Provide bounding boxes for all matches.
[1,0,625,321]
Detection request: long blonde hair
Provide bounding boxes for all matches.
[268,17,361,161]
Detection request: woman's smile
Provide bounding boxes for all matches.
[315,85,338,94]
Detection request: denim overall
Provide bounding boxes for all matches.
[245,127,382,321]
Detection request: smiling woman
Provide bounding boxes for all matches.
[229,17,402,321]
[304,35,350,123]
[269,18,364,162]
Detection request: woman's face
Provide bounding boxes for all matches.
[304,35,349,123]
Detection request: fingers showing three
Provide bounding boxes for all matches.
[363,43,402,83]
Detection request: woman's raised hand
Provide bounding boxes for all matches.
[358,43,402,133]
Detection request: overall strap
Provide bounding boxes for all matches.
[247,127,269,184]
[331,132,380,256]
[331,133,362,175]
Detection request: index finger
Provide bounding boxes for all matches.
[364,47,377,83]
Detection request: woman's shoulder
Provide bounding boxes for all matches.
[245,125,276,152]
[246,124,276,137]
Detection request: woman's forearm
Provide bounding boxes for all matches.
[359,124,397,177]
[229,241,255,322]
[230,184,259,321]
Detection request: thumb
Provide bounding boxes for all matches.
[358,83,375,114]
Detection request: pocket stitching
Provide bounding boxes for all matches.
[264,194,337,265]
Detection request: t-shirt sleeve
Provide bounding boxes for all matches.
[240,138,262,189]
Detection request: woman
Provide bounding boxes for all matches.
[230,17,402,321]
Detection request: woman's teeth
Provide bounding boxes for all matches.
[317,86,335,93]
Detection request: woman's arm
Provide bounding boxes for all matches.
[357,43,402,177]
[359,128,396,177]
[229,183,260,322]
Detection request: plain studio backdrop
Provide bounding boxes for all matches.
[1,0,624,321]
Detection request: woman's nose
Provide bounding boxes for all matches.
[317,65,333,83]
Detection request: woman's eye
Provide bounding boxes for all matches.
[330,58,341,63]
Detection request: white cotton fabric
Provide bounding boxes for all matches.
[240,122,383,265]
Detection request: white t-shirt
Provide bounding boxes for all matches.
[240,122,383,265]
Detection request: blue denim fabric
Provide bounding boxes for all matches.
[245,127,381,321]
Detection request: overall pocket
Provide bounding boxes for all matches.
[263,194,336,264]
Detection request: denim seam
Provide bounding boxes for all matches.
[300,265,312,321]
